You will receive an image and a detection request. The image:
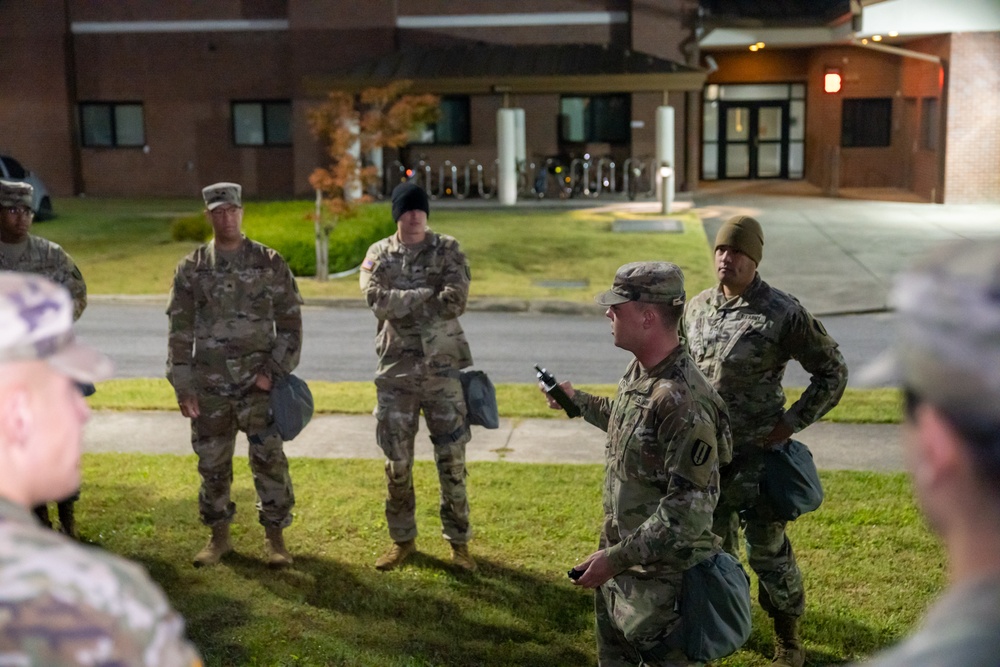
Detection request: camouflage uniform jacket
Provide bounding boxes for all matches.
[166,236,303,400]
[684,274,847,448]
[360,230,473,378]
[0,234,87,320]
[572,348,732,574]
[0,497,202,666]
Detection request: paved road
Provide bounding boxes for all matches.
[80,300,894,387]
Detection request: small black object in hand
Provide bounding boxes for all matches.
[567,568,583,581]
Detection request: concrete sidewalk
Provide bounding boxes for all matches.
[86,411,905,472]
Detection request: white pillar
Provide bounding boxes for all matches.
[655,106,675,214]
[514,108,526,166]
[344,118,363,202]
[497,109,518,206]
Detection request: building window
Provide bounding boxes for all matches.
[232,101,292,146]
[410,96,470,145]
[560,94,630,143]
[841,98,892,148]
[920,97,939,151]
[79,103,145,147]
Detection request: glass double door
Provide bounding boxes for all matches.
[717,102,789,179]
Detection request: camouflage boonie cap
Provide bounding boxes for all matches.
[202,182,242,210]
[0,272,112,382]
[595,261,686,307]
[0,179,33,209]
[860,239,1000,420]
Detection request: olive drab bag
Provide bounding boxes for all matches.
[763,438,824,521]
[666,551,753,662]
[460,369,499,429]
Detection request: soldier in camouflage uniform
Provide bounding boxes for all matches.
[167,182,302,568]
[360,182,477,572]
[0,179,87,536]
[0,272,202,666]
[852,240,1000,666]
[683,216,848,667]
[546,262,732,666]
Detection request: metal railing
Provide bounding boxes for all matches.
[382,156,659,201]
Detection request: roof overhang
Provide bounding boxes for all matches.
[303,42,706,97]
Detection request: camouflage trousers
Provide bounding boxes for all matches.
[595,568,699,666]
[375,373,471,544]
[713,445,805,618]
[190,390,295,528]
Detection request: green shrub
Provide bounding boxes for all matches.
[169,214,212,242]
[243,201,395,277]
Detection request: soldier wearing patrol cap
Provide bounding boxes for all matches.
[683,215,848,667]
[0,272,202,666]
[166,182,303,568]
[543,261,734,665]
[852,240,1000,666]
[360,181,478,572]
[0,178,88,536]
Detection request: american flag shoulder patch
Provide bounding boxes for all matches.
[361,257,375,272]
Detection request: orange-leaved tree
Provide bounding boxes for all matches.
[307,81,439,280]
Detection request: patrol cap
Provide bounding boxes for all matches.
[859,239,1000,420]
[0,272,113,383]
[595,261,686,307]
[202,182,242,210]
[391,182,430,222]
[0,179,33,209]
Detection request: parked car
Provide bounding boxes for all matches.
[0,154,53,220]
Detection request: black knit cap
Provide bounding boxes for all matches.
[391,182,430,222]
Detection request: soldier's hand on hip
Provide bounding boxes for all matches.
[762,419,794,448]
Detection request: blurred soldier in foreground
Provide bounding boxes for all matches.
[0,178,88,536]
[0,271,202,665]
[167,182,302,568]
[683,216,847,667]
[360,182,477,572]
[545,262,732,665]
[854,239,1000,666]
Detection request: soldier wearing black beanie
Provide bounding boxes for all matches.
[391,182,430,223]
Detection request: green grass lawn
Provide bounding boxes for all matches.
[40,197,713,302]
[78,455,940,666]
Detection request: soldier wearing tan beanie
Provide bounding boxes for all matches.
[684,214,848,667]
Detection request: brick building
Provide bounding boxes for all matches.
[0,0,997,204]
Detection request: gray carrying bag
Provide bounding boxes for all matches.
[763,438,824,521]
[460,369,499,429]
[666,551,752,662]
[268,373,314,441]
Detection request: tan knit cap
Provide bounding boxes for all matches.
[715,215,764,265]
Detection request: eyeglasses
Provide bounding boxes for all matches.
[2,206,32,216]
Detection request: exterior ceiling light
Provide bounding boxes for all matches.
[872,35,883,41]
[888,31,899,37]
[824,68,843,94]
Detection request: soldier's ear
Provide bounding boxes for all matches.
[0,385,33,448]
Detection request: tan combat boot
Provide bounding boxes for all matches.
[451,543,477,572]
[374,539,416,571]
[771,613,805,667]
[264,525,293,567]
[193,523,233,567]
